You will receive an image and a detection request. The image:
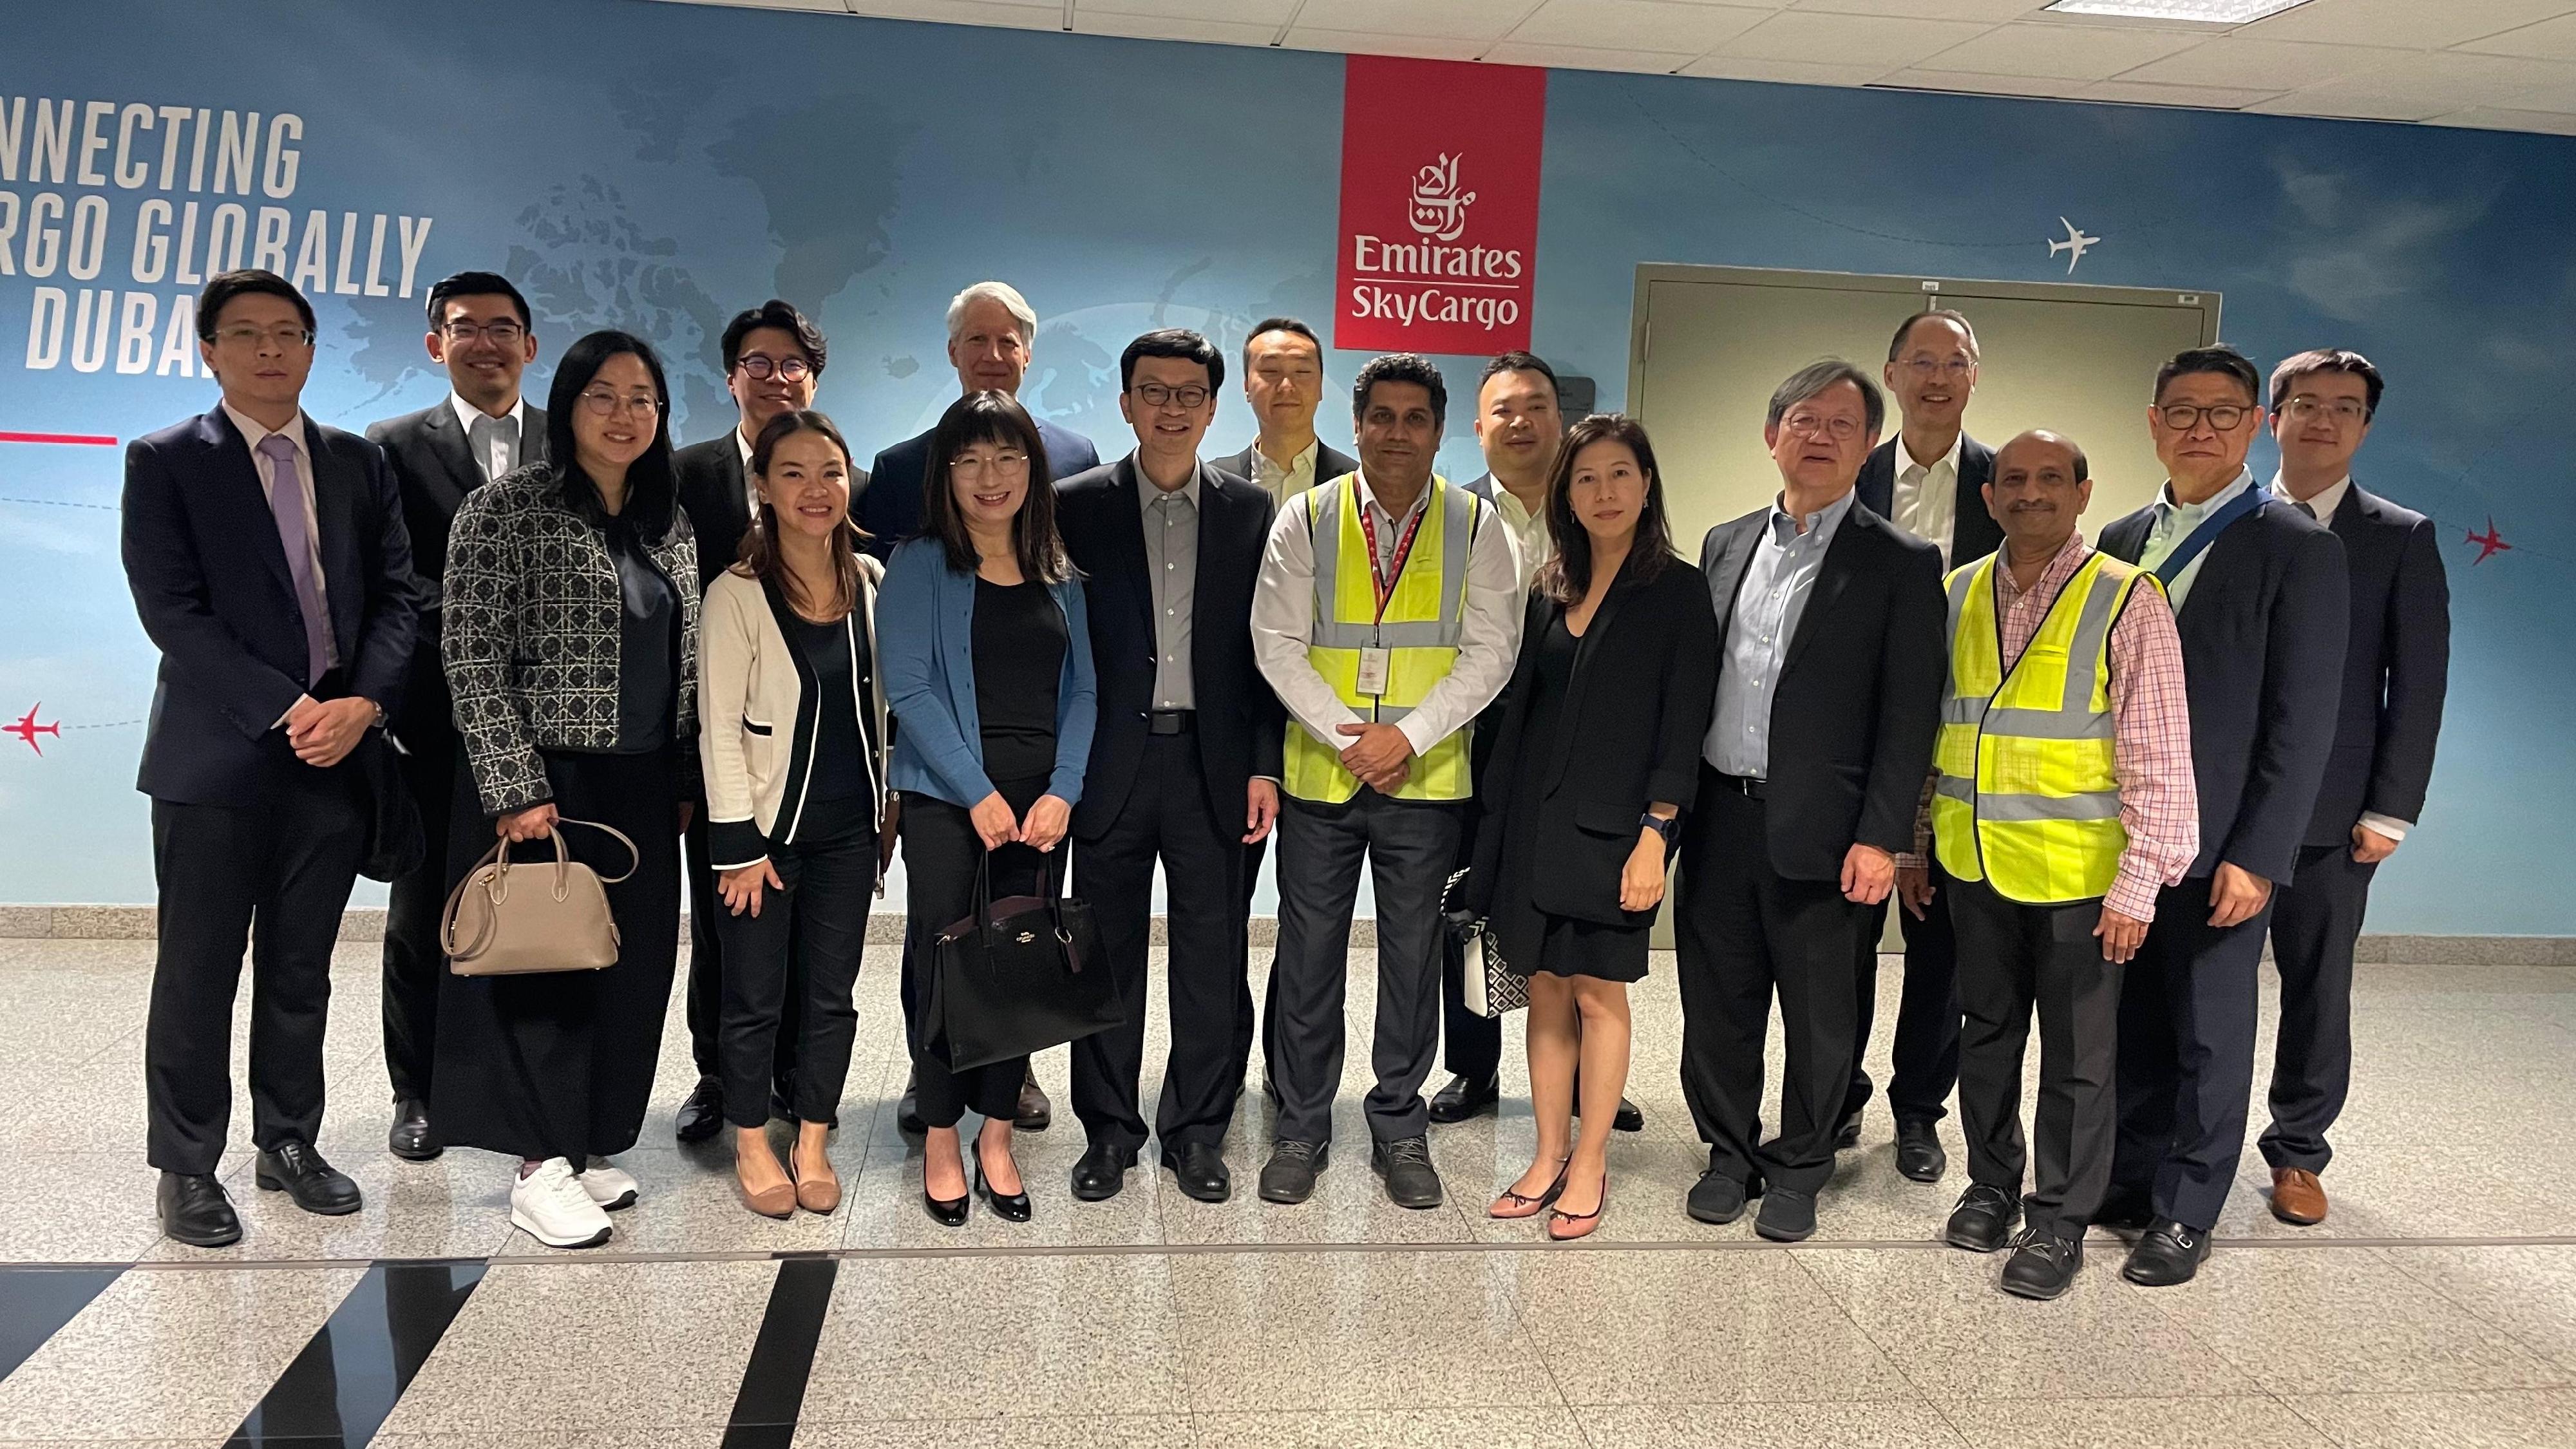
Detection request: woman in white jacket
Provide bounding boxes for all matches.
[696,410,892,1218]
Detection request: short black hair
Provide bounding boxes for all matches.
[1120,328,1224,393]
[196,269,313,341]
[721,299,828,376]
[425,270,531,330]
[2269,348,2385,420]
[1479,350,1559,392]
[1352,353,1447,431]
[2155,345,2260,406]
[1242,316,1321,372]
[1886,308,1979,363]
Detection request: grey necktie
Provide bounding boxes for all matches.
[467,411,516,483]
[258,432,330,683]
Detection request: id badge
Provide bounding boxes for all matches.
[1355,647,1392,697]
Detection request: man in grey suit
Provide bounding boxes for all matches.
[2258,349,2448,1229]
[365,270,545,1162]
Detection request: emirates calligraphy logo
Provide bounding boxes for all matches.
[1408,153,1476,242]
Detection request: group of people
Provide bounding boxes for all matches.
[122,267,2447,1302]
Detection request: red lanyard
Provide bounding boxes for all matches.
[1356,495,1430,624]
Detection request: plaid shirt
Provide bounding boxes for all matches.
[1906,531,2199,921]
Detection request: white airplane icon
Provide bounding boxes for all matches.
[2049,218,2100,274]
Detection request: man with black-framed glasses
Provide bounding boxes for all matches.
[2095,344,2349,1286]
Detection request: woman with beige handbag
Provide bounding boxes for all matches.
[434,331,699,1250]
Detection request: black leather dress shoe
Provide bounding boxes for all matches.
[1258,1141,1325,1204]
[254,1141,361,1216]
[1895,1118,1947,1182]
[1611,1097,1645,1133]
[973,1144,1032,1222]
[157,1171,241,1247]
[2001,1227,2083,1300]
[1427,1073,1499,1124]
[1685,1170,1749,1225]
[1754,1186,1818,1242]
[1944,1183,2021,1253]
[2121,1219,2212,1287]
[1014,1068,1052,1132]
[1070,1141,1137,1201]
[387,1099,439,1162]
[1832,1108,1864,1150]
[923,1186,969,1228]
[1162,1141,1231,1203]
[674,1075,724,1144]
[896,1067,927,1136]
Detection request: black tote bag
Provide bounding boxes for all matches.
[916,850,1120,1072]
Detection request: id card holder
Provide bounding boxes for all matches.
[1356,647,1392,697]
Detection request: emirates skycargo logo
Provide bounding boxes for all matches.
[1349,151,1524,332]
[1408,153,1474,241]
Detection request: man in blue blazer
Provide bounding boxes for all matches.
[122,270,423,1247]
[2096,345,2349,1286]
[2258,350,2448,1229]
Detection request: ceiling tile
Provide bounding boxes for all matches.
[1786,0,2041,17]
[1289,0,1535,41]
[1505,0,1772,52]
[1875,66,2098,100]
[846,0,1060,28]
[2427,104,2576,133]
[1920,20,2204,80]
[2082,77,2288,108]
[2116,37,2412,89]
[1072,11,1280,43]
[1716,11,1997,70]
[1278,26,1491,60]
[2248,0,2576,52]
[1480,40,1703,69]
[2455,13,2576,59]
[1678,53,1899,83]
[1074,0,1296,20]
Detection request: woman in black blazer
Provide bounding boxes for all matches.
[1469,414,1718,1240]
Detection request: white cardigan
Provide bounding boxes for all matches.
[696,558,891,873]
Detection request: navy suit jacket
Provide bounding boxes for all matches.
[2302,481,2449,847]
[1854,433,2002,567]
[856,413,1097,560]
[2099,491,2349,884]
[121,406,423,806]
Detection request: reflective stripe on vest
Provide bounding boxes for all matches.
[1930,549,2150,905]
[1282,473,1480,804]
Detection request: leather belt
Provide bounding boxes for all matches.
[1146,710,1196,736]
[1712,772,1768,799]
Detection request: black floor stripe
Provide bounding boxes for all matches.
[0,1265,124,1383]
[227,1258,487,1448]
[722,1254,842,1449]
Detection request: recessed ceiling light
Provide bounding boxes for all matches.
[2043,0,2313,23]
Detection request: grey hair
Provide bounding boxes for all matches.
[945,281,1038,345]
[1766,359,1885,437]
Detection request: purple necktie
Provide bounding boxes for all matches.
[258,431,330,685]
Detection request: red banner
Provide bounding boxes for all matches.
[1333,55,1546,355]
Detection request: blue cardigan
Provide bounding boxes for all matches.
[878,535,1097,810]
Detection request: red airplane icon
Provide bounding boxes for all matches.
[2467,518,2513,565]
[7,704,61,755]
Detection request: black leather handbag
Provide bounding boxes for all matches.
[917,851,1119,1072]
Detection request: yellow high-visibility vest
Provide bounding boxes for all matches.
[1281,473,1482,804]
[1931,549,2155,904]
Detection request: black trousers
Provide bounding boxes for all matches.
[146,765,368,1175]
[1847,860,1961,1126]
[1675,774,1870,1195]
[904,779,1046,1128]
[2110,877,2271,1231]
[687,808,808,1117]
[1949,876,2123,1240]
[712,815,876,1130]
[1071,736,1251,1155]
[381,687,462,1105]
[2262,842,2376,1174]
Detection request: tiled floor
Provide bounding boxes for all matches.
[0,934,2571,1447]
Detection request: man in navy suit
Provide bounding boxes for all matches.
[2096,345,2348,1286]
[122,270,423,1247]
[2259,350,2448,1229]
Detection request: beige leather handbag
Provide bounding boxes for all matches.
[441,819,641,976]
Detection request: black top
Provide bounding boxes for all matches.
[972,576,1065,783]
[791,611,875,808]
[605,515,678,753]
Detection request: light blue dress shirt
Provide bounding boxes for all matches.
[2138,467,2256,611]
[1704,488,1856,779]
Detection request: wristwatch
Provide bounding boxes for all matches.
[1639,812,1680,847]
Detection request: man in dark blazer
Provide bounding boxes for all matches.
[1057,328,1284,1204]
[1846,308,2002,1183]
[122,269,422,1247]
[2097,345,2349,1287]
[1676,360,1946,1244]
[669,299,841,1143]
[2258,349,2448,1229]
[365,270,545,1164]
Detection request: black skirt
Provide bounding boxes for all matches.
[1491,615,1649,985]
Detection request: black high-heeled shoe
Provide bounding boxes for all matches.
[923,1146,970,1227]
[973,1141,1032,1222]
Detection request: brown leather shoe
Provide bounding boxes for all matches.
[2269,1166,2328,1226]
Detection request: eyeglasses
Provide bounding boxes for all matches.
[1781,413,1864,442]
[735,354,812,383]
[440,319,525,345]
[1131,383,1211,410]
[212,323,314,349]
[949,452,1030,480]
[578,389,663,418]
[2280,396,2367,424]
[1897,358,1975,381]
[2157,404,2252,432]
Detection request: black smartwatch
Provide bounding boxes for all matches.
[1639,812,1680,848]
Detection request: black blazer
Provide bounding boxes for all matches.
[1696,499,1946,881]
[1056,456,1284,842]
[2099,491,2348,883]
[120,406,423,807]
[857,415,1097,561]
[1855,432,2002,567]
[1468,555,1718,929]
[1212,439,1360,494]
[2301,482,2448,847]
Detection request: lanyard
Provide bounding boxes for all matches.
[2151,485,2264,587]
[1356,494,1430,624]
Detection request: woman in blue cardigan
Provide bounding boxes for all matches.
[877,390,1097,1227]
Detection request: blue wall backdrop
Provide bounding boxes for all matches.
[3,0,2569,931]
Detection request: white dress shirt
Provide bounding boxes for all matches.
[447,392,526,483]
[2270,470,2409,842]
[1888,430,1962,567]
[735,425,760,519]
[1249,437,1323,506]
[2139,467,2257,611]
[1487,480,1553,592]
[1251,470,1523,762]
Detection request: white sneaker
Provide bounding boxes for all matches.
[577,1159,639,1211]
[511,1158,613,1248]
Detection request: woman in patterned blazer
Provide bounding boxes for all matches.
[436,330,701,1250]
